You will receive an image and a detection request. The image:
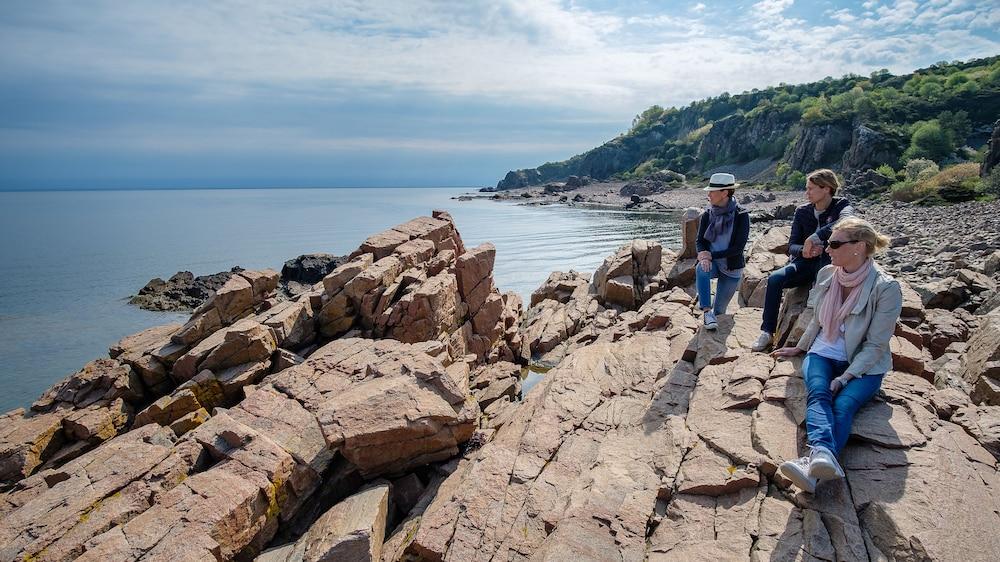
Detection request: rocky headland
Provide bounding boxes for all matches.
[3,210,1000,561]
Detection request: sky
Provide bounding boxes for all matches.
[0,0,997,190]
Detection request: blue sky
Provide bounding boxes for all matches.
[1,0,997,190]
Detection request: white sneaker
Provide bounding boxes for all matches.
[751,331,772,352]
[778,456,816,493]
[704,310,718,330]
[808,446,845,481]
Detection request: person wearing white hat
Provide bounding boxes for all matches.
[695,173,750,330]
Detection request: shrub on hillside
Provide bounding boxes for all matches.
[905,158,939,180]
[903,120,954,163]
[786,170,807,189]
[875,164,896,178]
[933,165,981,202]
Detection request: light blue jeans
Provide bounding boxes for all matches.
[803,353,884,455]
[695,261,741,315]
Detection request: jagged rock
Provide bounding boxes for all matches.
[748,225,791,256]
[842,124,901,173]
[844,421,1000,560]
[0,424,202,561]
[173,269,280,345]
[259,484,390,562]
[406,330,697,561]
[256,300,315,351]
[134,389,203,428]
[129,269,241,312]
[266,338,476,478]
[281,253,344,288]
[982,118,1000,178]
[592,240,663,309]
[0,409,66,482]
[922,308,970,358]
[272,349,305,372]
[916,276,968,310]
[738,250,789,308]
[32,358,144,412]
[109,325,182,362]
[951,405,1000,460]
[173,319,277,382]
[530,270,590,307]
[960,310,1000,390]
[62,398,132,443]
[972,374,1000,406]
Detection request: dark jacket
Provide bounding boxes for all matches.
[788,197,854,264]
[696,205,751,271]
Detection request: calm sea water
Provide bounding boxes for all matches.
[0,187,682,412]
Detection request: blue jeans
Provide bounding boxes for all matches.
[760,258,826,333]
[803,353,883,455]
[696,261,741,315]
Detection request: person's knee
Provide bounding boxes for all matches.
[833,394,864,417]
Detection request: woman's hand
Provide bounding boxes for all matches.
[771,346,803,358]
[697,251,712,272]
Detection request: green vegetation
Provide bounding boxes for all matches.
[512,55,999,189]
[890,161,985,204]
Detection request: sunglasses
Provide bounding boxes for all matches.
[827,239,861,249]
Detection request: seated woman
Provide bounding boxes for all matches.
[751,169,854,351]
[771,217,901,493]
[695,173,750,330]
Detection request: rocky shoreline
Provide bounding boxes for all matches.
[3,210,1000,561]
[129,254,345,312]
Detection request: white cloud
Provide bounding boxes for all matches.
[691,3,707,13]
[829,8,857,23]
[0,0,996,125]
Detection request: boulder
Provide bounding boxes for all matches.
[281,253,344,286]
[0,409,66,482]
[267,338,476,478]
[256,300,315,350]
[259,484,390,562]
[173,319,277,382]
[530,270,590,307]
[748,225,791,256]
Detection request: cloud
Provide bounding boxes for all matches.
[0,0,997,188]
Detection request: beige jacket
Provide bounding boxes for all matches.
[795,263,902,377]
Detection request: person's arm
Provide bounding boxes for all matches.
[788,206,807,257]
[710,211,750,259]
[844,280,903,377]
[695,212,710,253]
[811,200,856,244]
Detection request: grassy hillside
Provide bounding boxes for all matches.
[497,55,1000,193]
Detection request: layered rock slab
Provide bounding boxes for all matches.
[405,329,699,561]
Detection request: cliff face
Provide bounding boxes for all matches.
[696,111,796,166]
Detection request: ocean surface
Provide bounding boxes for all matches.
[0,187,683,413]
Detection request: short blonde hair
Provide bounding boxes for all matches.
[833,217,890,256]
[807,169,841,197]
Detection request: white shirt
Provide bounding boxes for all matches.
[809,324,848,362]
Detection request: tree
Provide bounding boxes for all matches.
[938,110,971,147]
[631,105,665,133]
[903,120,954,163]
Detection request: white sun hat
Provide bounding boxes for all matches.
[703,172,739,191]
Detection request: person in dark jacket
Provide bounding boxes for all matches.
[695,173,751,330]
[751,169,854,351]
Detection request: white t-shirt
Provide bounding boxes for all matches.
[809,324,848,362]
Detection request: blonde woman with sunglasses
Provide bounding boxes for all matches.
[770,217,900,493]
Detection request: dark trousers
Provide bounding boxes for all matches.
[760,257,826,333]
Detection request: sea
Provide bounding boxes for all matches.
[0,187,683,413]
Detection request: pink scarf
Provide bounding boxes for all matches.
[818,259,873,343]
